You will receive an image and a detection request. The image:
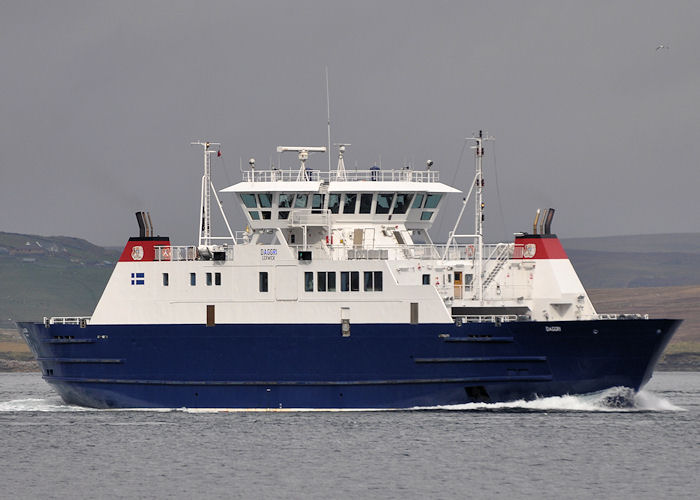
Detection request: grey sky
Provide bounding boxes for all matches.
[1,1,699,246]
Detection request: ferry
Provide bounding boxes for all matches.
[19,134,681,409]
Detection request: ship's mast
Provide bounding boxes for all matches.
[469,130,493,302]
[192,140,220,247]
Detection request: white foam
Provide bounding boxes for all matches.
[0,397,89,413]
[429,386,685,412]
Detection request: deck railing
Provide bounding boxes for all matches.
[242,169,440,183]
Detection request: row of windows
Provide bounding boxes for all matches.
[257,271,384,292]
[161,272,221,287]
[242,192,442,219]
[305,271,383,292]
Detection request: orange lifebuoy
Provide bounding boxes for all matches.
[466,245,475,258]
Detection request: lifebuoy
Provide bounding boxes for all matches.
[466,244,475,258]
[162,246,172,261]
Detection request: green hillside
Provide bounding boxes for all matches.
[0,232,119,327]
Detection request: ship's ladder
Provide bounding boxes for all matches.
[481,243,512,289]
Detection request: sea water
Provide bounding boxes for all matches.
[0,372,698,499]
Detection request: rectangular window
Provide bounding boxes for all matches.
[328,193,341,214]
[359,193,373,214]
[215,272,221,286]
[317,271,327,292]
[259,272,268,292]
[374,271,383,291]
[391,193,413,214]
[304,272,314,292]
[327,272,337,291]
[422,274,430,285]
[249,211,260,220]
[342,193,357,214]
[412,194,424,209]
[351,271,360,291]
[257,193,272,208]
[341,271,350,292]
[376,193,394,214]
[312,194,325,212]
[364,271,373,291]
[241,193,257,208]
[278,193,293,208]
[424,194,442,209]
[295,194,309,208]
[261,211,272,219]
[162,273,169,286]
[206,272,212,286]
[420,211,433,220]
[190,273,196,286]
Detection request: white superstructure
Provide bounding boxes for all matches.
[87,137,601,327]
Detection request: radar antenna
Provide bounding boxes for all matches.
[276,146,327,181]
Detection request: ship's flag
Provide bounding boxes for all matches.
[131,272,145,285]
[217,150,222,157]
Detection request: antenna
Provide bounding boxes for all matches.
[191,140,236,247]
[276,146,326,181]
[326,66,332,174]
[334,143,351,180]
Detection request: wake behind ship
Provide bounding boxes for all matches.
[18,135,680,409]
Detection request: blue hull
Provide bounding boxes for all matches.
[18,319,680,409]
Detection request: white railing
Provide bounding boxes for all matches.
[321,243,518,262]
[289,208,331,226]
[154,245,235,261]
[45,316,91,325]
[242,169,440,183]
[455,315,519,324]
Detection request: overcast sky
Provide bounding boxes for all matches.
[1,1,699,246]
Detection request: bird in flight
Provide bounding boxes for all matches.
[656,44,670,51]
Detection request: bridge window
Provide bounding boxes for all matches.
[420,211,433,220]
[412,194,424,209]
[257,193,272,208]
[317,272,327,291]
[392,193,413,214]
[295,194,309,208]
[342,193,357,214]
[359,193,373,214]
[304,272,314,292]
[376,194,394,214]
[259,272,268,292]
[312,194,324,212]
[424,194,442,209]
[279,193,293,208]
[341,271,350,291]
[328,194,341,214]
[327,272,337,291]
[249,211,260,220]
[261,211,271,220]
[241,193,257,208]
[278,211,289,220]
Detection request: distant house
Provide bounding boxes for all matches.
[10,247,45,256]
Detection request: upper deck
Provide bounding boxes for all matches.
[221,167,460,231]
